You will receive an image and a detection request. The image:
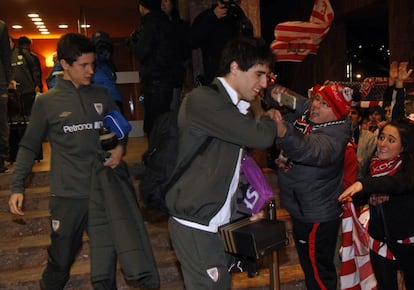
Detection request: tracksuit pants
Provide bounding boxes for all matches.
[292,218,340,290]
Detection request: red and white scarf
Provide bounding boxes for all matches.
[367,154,414,261]
[340,202,377,290]
[368,155,402,205]
[275,111,345,171]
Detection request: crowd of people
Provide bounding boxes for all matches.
[2,1,414,290]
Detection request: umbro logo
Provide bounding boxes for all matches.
[59,111,72,118]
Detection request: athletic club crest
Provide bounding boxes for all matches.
[206,267,219,282]
[51,219,60,232]
[94,103,103,115]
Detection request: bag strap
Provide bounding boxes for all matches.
[163,136,213,194]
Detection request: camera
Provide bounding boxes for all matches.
[221,0,238,9]
[220,0,241,19]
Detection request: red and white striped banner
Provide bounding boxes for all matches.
[270,0,334,62]
[340,202,377,290]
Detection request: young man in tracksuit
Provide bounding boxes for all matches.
[8,33,125,290]
[166,37,278,290]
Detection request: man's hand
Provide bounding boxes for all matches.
[395,61,413,88]
[265,109,287,138]
[270,85,288,106]
[9,193,25,216]
[389,60,398,85]
[249,210,265,221]
[214,2,228,19]
[265,108,283,122]
[8,80,17,90]
[103,144,124,168]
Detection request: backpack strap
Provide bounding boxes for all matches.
[163,136,213,195]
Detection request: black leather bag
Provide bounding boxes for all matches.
[7,88,20,120]
[219,217,288,259]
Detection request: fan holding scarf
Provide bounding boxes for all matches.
[339,118,414,290]
[267,83,353,290]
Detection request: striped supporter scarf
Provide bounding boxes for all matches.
[274,110,345,172]
[340,202,377,290]
[367,154,414,261]
[368,155,402,205]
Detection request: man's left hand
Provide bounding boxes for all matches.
[103,144,124,168]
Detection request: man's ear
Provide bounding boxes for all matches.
[230,61,239,74]
[60,59,69,70]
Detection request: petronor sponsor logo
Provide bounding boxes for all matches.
[63,123,95,133]
[63,121,103,133]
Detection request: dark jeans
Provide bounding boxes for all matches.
[292,218,340,290]
[0,94,9,161]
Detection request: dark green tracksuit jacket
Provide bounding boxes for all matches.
[90,160,160,288]
[11,78,120,196]
[166,78,277,226]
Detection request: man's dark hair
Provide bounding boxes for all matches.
[368,105,385,120]
[18,36,32,46]
[350,105,363,118]
[139,0,161,11]
[57,33,95,65]
[218,37,274,76]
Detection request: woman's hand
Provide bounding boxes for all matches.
[338,181,363,202]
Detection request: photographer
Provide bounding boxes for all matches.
[190,0,253,84]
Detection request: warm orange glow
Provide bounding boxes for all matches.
[29,39,60,89]
[45,55,55,68]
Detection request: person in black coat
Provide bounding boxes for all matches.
[161,0,191,108]
[130,0,182,136]
[190,0,253,84]
[0,20,15,173]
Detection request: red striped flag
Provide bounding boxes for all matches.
[270,0,334,62]
[340,202,377,290]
